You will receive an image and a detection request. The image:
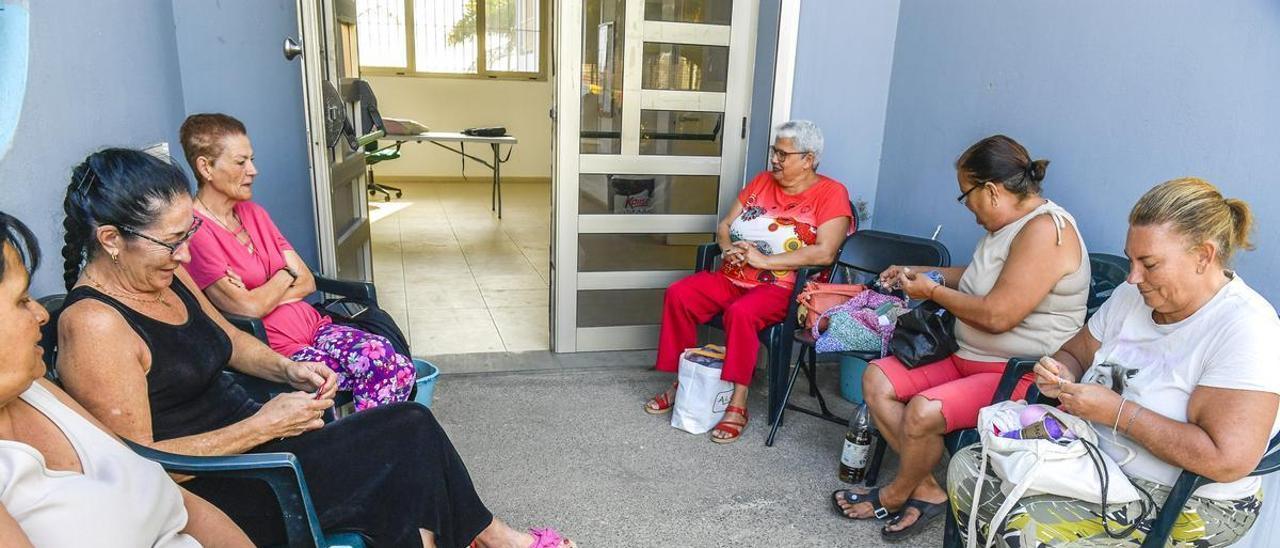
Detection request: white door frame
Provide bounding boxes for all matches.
[771,0,802,137]
[552,0,760,352]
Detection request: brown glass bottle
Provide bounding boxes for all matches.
[839,404,874,484]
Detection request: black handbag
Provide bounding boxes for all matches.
[314,297,412,358]
[889,300,959,368]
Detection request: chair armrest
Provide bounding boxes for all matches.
[315,275,378,306]
[224,312,269,343]
[123,440,326,548]
[695,243,719,273]
[1140,432,1280,548]
[989,357,1040,405]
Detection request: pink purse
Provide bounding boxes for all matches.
[796,282,867,331]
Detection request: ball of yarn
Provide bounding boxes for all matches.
[1019,404,1050,427]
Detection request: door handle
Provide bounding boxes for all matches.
[283,37,303,61]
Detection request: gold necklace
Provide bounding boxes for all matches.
[196,196,255,254]
[84,270,170,308]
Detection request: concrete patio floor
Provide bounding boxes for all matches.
[426,357,945,547]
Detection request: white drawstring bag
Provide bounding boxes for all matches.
[671,345,734,434]
[966,401,1152,548]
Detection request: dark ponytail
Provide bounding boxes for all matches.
[955,135,1049,198]
[60,149,192,290]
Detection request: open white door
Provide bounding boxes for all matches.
[296,0,373,281]
[552,0,758,352]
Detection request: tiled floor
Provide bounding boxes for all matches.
[369,180,551,356]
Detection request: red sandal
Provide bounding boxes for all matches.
[644,382,677,415]
[710,405,749,444]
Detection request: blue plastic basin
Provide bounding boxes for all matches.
[412,359,439,407]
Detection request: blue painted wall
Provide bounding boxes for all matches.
[0,0,187,296]
[170,0,317,267]
[0,0,318,297]
[789,0,900,223]
[872,0,1280,300]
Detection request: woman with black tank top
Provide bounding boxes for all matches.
[53,149,576,548]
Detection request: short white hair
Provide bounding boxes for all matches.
[775,120,824,165]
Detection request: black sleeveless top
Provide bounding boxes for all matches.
[64,279,261,441]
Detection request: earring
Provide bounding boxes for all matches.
[1196,264,1206,274]
[110,253,119,265]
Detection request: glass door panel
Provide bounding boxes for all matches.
[554,0,756,351]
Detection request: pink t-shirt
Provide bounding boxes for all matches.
[720,171,855,289]
[187,201,329,358]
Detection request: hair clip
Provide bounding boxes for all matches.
[73,167,98,195]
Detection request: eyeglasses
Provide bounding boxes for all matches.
[956,181,986,204]
[769,146,809,162]
[119,217,203,256]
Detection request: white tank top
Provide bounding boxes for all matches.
[955,199,1090,362]
[0,382,198,547]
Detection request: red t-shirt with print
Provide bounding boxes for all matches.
[720,171,854,289]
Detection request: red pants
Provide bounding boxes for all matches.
[655,271,792,386]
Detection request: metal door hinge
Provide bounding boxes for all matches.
[741,116,747,139]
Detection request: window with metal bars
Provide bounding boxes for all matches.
[356,0,545,80]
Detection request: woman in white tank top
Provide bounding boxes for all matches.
[833,136,1089,541]
[0,213,250,547]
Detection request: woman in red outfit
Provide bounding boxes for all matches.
[644,120,853,444]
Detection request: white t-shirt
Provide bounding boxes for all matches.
[1084,275,1280,500]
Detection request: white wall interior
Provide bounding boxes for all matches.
[365,76,553,180]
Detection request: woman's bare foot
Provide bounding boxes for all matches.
[472,518,576,548]
[644,381,677,414]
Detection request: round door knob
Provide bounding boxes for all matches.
[283,37,303,61]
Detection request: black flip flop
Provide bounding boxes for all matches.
[830,487,896,520]
[880,498,948,542]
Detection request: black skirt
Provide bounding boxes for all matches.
[185,403,494,547]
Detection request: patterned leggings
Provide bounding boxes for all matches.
[947,445,1261,547]
[290,323,416,411]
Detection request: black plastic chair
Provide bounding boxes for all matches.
[945,355,1280,548]
[867,252,1131,487]
[692,242,817,427]
[765,230,951,449]
[34,295,367,547]
[223,275,379,342]
[222,275,379,408]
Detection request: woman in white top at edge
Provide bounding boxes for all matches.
[0,211,251,547]
[949,178,1280,547]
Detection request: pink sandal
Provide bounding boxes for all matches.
[529,528,576,548]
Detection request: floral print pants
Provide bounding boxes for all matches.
[291,323,416,411]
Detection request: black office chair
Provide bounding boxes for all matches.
[349,78,402,202]
[764,230,951,449]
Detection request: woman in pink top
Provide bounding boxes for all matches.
[180,113,414,411]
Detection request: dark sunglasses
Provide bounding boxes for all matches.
[119,217,203,256]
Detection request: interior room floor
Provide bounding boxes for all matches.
[369,180,551,356]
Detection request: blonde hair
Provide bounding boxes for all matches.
[1129,177,1254,265]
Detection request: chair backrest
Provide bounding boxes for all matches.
[830,229,951,286]
[1087,253,1129,320]
[36,294,66,382]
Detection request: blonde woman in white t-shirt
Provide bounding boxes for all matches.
[949,178,1280,547]
[0,213,251,547]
